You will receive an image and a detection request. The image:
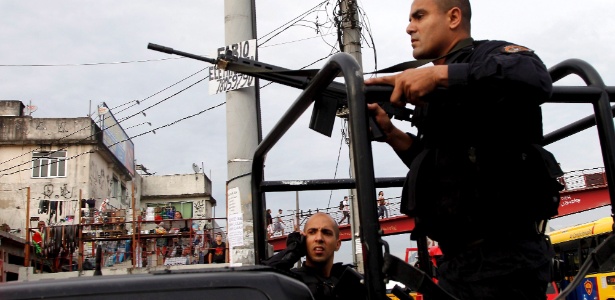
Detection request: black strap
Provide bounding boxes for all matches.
[365,38,474,74]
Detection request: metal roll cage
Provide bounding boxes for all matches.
[251,53,615,299]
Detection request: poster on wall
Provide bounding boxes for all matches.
[227,187,244,251]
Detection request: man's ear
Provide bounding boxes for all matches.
[448,7,462,30]
[335,239,342,251]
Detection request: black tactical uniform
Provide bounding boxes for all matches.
[262,232,366,300]
[398,38,563,299]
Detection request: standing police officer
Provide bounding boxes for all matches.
[366,0,563,299]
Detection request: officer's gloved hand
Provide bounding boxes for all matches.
[262,231,306,270]
[285,231,307,257]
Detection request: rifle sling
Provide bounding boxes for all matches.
[382,253,459,300]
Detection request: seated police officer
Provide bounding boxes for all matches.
[263,212,366,300]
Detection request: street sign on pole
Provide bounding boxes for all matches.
[208,39,256,95]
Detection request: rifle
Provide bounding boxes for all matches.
[147,43,415,140]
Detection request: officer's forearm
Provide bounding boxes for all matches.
[385,127,413,152]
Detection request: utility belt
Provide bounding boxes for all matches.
[400,143,564,221]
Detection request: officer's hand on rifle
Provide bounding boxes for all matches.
[365,65,447,106]
[367,103,414,152]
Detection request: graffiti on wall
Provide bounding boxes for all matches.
[40,183,74,200]
[89,161,110,199]
[42,184,54,198]
[60,183,73,199]
[35,183,79,225]
[57,120,68,133]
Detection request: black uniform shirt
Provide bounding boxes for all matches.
[397,39,557,280]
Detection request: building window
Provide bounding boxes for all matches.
[120,184,128,205]
[32,151,67,178]
[111,177,120,199]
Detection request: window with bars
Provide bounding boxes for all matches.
[32,151,67,178]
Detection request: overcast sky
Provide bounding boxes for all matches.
[2,0,614,262]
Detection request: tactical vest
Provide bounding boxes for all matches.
[400,40,564,241]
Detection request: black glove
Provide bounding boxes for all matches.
[286,231,307,257]
[262,231,306,270]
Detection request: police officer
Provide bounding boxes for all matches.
[366,0,563,299]
[263,213,365,300]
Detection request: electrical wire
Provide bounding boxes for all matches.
[0,0,340,169]
[356,3,379,73]
[0,57,184,67]
[0,69,209,168]
[258,33,336,48]
[112,67,208,113]
[0,76,209,175]
[326,122,347,211]
[258,0,330,47]
[1,0,375,180]
[0,101,226,177]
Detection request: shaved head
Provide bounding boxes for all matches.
[303,212,341,273]
[304,212,340,239]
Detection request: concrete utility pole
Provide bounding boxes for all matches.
[225,0,262,266]
[340,0,364,273]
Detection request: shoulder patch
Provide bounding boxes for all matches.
[501,45,533,54]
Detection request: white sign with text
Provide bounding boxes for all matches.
[227,187,244,247]
[208,39,256,95]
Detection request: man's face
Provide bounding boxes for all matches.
[406,0,451,59]
[303,214,341,266]
[216,234,222,242]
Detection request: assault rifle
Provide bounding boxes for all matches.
[147,43,415,140]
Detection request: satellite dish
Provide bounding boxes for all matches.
[192,163,200,173]
[25,105,38,116]
[98,106,109,115]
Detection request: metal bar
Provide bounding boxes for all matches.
[251,53,352,264]
[251,52,386,299]
[259,177,405,192]
[543,104,615,146]
[548,59,615,219]
[548,86,605,103]
[342,52,386,299]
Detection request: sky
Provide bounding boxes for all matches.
[1,0,614,263]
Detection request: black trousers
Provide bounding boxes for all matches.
[437,236,552,300]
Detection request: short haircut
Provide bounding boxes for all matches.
[435,0,471,31]
[304,212,340,239]
[216,232,222,236]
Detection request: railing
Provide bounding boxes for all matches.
[269,198,404,238]
[559,167,607,191]
[269,166,611,238]
[25,217,227,273]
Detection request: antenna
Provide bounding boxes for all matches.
[192,163,201,173]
